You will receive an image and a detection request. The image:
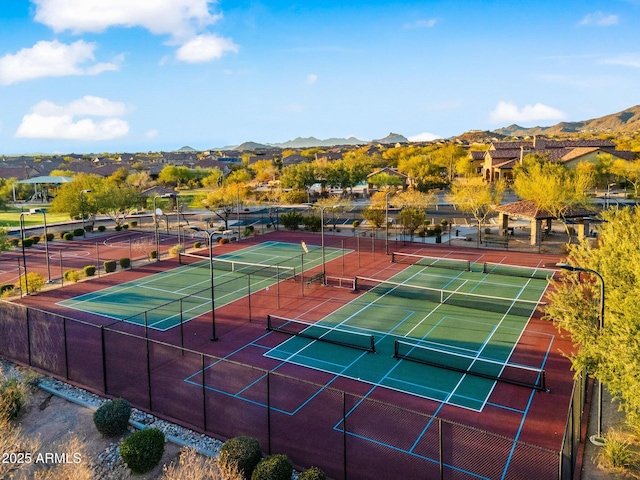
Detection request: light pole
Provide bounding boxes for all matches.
[553,262,605,446]
[19,213,28,295]
[41,210,51,283]
[153,194,171,261]
[80,189,92,237]
[318,204,342,281]
[189,226,218,341]
[236,185,249,239]
[385,190,394,255]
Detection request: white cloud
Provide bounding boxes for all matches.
[145,129,159,139]
[578,11,618,27]
[307,74,318,85]
[15,96,130,141]
[489,101,565,124]
[0,40,119,85]
[175,34,238,63]
[408,132,441,142]
[600,53,640,68]
[33,0,221,41]
[403,18,437,29]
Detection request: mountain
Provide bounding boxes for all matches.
[270,136,367,148]
[230,141,273,151]
[177,145,197,152]
[372,132,409,144]
[492,105,640,137]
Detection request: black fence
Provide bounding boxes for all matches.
[0,300,585,480]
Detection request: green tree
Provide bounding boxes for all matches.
[93,179,140,226]
[448,177,504,246]
[611,159,640,197]
[280,163,316,191]
[545,208,640,428]
[512,157,594,241]
[0,228,11,256]
[366,172,404,189]
[158,165,195,188]
[200,183,250,230]
[50,173,101,221]
[391,190,436,241]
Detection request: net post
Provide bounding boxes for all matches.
[393,339,399,358]
[266,314,273,331]
[370,335,376,353]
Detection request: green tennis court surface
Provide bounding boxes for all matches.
[264,262,550,411]
[58,241,345,330]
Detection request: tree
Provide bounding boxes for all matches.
[0,228,11,257]
[158,165,195,188]
[367,172,404,189]
[512,157,594,242]
[280,163,316,191]
[611,159,640,197]
[545,208,640,428]
[448,177,504,246]
[50,174,102,221]
[93,179,140,226]
[314,197,352,230]
[200,183,250,230]
[391,190,435,240]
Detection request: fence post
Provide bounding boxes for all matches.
[267,371,271,455]
[63,317,69,380]
[25,306,32,366]
[343,391,347,480]
[439,418,444,480]
[146,337,152,411]
[101,326,107,394]
[202,353,207,433]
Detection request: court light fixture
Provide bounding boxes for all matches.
[547,262,605,446]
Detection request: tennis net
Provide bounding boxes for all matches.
[394,340,546,391]
[354,276,543,318]
[180,252,296,280]
[483,262,555,280]
[267,314,376,353]
[391,252,471,272]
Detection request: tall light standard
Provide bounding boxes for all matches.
[552,262,605,445]
[318,204,342,281]
[41,210,51,283]
[19,213,28,295]
[153,194,171,261]
[189,226,218,341]
[80,189,92,237]
[385,190,394,255]
[236,184,249,239]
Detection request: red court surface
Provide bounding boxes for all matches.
[0,230,577,479]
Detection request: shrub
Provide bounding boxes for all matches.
[18,272,45,293]
[1,284,14,295]
[58,231,68,239]
[122,224,129,230]
[63,232,74,241]
[219,237,229,245]
[243,226,254,237]
[193,241,202,249]
[598,431,634,470]
[115,225,122,231]
[129,221,138,228]
[119,257,131,269]
[251,454,293,480]
[219,436,262,480]
[303,215,321,232]
[352,220,360,228]
[98,225,106,232]
[29,235,40,244]
[44,232,54,242]
[149,250,157,260]
[104,260,117,273]
[280,210,303,230]
[21,238,34,248]
[168,244,184,257]
[84,224,93,232]
[64,270,81,283]
[93,398,131,436]
[298,466,327,480]
[73,228,84,236]
[83,265,96,276]
[10,238,19,246]
[120,428,165,474]
[0,378,27,421]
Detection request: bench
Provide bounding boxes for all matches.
[306,272,325,285]
[483,237,509,249]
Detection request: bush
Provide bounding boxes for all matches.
[64,270,81,283]
[93,398,131,436]
[352,220,360,228]
[29,235,40,244]
[243,226,254,237]
[58,231,69,239]
[193,241,202,249]
[10,238,19,246]
[115,225,122,231]
[122,224,129,230]
[98,225,106,232]
[251,454,293,480]
[129,221,138,228]
[84,225,93,232]
[73,228,84,236]
[149,250,157,260]
[21,238,34,248]
[280,210,303,230]
[18,272,45,293]
[1,284,14,295]
[83,265,96,276]
[119,257,131,269]
[219,436,262,480]
[63,232,74,241]
[298,466,327,480]
[104,260,117,273]
[303,215,321,232]
[44,232,54,242]
[219,237,229,245]
[0,378,26,421]
[168,244,184,257]
[598,431,634,470]
[120,428,165,474]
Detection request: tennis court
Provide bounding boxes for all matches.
[57,241,345,330]
[263,253,553,411]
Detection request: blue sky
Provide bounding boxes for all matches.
[1,0,639,154]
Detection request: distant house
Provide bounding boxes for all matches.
[282,154,307,166]
[482,136,635,182]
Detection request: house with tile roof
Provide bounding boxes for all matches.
[481,136,634,182]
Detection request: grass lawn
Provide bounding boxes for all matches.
[0,210,70,228]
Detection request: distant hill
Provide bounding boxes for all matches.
[230,141,273,151]
[270,136,367,148]
[492,105,640,137]
[177,146,197,152]
[372,132,409,144]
